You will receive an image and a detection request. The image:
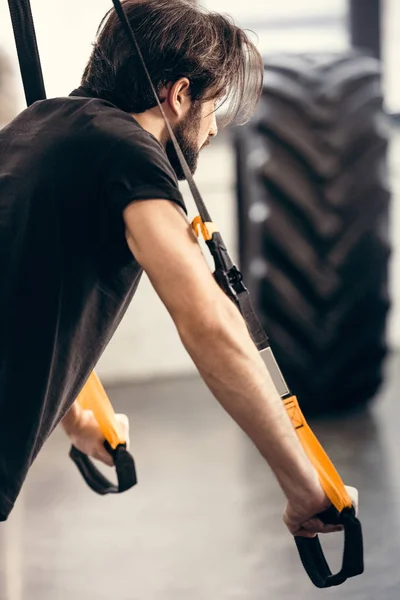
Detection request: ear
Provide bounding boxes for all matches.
[166,77,191,118]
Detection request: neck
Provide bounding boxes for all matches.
[131,107,169,147]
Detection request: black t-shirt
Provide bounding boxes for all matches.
[0,87,185,521]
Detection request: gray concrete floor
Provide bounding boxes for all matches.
[1,354,400,599]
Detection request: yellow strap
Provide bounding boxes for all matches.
[284,395,352,512]
[76,371,125,450]
[191,215,218,241]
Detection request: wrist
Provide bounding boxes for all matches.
[61,401,84,437]
[260,437,325,504]
[278,464,323,502]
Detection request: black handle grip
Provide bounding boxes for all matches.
[295,506,364,588]
[69,441,137,495]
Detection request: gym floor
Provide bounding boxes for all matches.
[1,352,400,600]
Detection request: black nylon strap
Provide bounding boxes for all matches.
[235,290,269,351]
[206,233,269,350]
[7,0,46,105]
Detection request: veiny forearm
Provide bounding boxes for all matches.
[123,199,321,503]
[178,294,320,502]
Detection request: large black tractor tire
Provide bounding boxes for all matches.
[234,53,391,416]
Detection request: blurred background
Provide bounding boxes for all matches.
[1,0,400,598]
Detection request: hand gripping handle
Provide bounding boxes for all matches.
[69,371,137,494]
[70,441,137,495]
[295,505,363,588]
[284,396,364,588]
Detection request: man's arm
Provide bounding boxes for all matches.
[123,199,340,537]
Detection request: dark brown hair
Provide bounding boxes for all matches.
[81,0,263,127]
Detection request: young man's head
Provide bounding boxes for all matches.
[82,0,263,179]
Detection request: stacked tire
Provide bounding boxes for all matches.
[234,53,391,416]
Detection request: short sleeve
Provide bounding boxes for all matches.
[102,129,186,215]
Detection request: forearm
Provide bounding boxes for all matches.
[178,294,320,502]
[123,199,321,503]
[61,400,83,436]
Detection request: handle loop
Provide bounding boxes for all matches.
[295,506,363,588]
[69,441,137,495]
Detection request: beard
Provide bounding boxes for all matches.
[166,103,203,181]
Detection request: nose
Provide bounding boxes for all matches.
[209,114,218,138]
[209,127,218,139]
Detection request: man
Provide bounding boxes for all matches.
[0,0,355,535]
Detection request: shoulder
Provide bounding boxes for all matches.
[105,126,177,182]
[65,95,176,178]
[90,108,185,213]
[41,93,178,181]
[93,112,178,186]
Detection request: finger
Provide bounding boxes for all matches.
[319,525,344,534]
[294,528,317,539]
[294,520,343,538]
[98,445,115,466]
[298,518,342,535]
[299,519,323,535]
[284,514,317,537]
[94,445,115,467]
